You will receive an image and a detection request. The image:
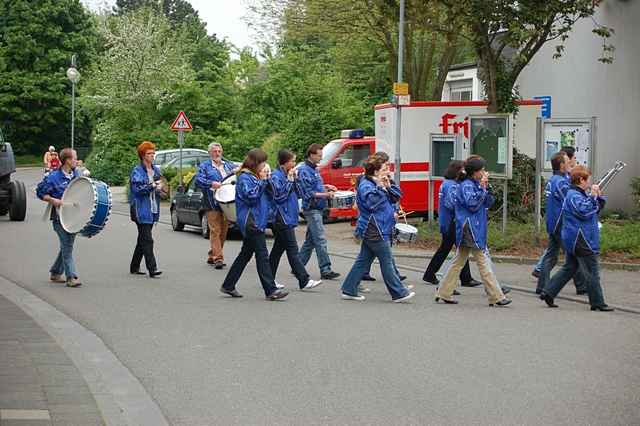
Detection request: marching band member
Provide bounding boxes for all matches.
[297,143,341,280]
[268,149,322,291]
[435,156,511,306]
[536,152,586,295]
[195,142,236,269]
[129,141,163,278]
[340,154,415,303]
[36,148,82,287]
[422,160,481,288]
[220,149,289,301]
[540,166,613,311]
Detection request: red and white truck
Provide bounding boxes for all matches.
[317,100,542,219]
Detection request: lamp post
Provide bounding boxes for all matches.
[66,54,80,150]
[393,0,405,184]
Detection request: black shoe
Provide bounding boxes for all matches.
[543,293,558,308]
[591,304,614,312]
[321,271,341,280]
[453,289,461,296]
[361,273,376,281]
[576,289,587,295]
[399,275,407,281]
[423,277,439,285]
[130,270,146,275]
[207,258,215,265]
[501,285,511,295]
[149,270,163,278]
[531,269,540,279]
[490,298,512,307]
[220,287,243,298]
[535,289,542,295]
[435,296,458,304]
[214,260,224,270]
[267,289,289,301]
[461,279,482,287]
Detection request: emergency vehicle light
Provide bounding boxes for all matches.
[340,129,365,139]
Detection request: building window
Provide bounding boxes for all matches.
[449,79,473,101]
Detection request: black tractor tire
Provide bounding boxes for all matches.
[9,180,26,221]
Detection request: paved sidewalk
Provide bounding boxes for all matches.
[0,295,104,426]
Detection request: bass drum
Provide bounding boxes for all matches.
[59,177,112,238]
[214,174,237,223]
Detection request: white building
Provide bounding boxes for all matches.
[442,0,640,211]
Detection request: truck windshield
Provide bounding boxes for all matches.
[319,141,342,166]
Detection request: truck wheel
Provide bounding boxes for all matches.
[0,205,8,216]
[170,207,184,231]
[9,180,26,221]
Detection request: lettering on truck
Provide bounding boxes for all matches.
[439,113,469,139]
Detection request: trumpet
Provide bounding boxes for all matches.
[595,161,627,193]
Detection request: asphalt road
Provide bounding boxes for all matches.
[1,168,639,426]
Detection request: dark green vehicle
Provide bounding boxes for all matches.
[0,128,27,221]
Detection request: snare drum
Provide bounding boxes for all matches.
[214,174,237,222]
[329,190,356,209]
[394,223,418,243]
[59,177,112,238]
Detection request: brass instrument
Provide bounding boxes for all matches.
[595,161,627,193]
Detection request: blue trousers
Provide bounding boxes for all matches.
[536,233,586,294]
[299,210,332,274]
[50,218,77,280]
[544,253,606,308]
[341,239,409,300]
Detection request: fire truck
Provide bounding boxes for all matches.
[317,100,542,219]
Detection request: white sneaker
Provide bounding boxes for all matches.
[358,284,371,293]
[341,293,366,301]
[301,279,323,291]
[275,281,285,289]
[393,291,416,303]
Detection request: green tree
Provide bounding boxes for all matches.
[439,0,614,113]
[0,0,98,155]
[249,0,471,101]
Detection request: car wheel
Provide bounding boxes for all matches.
[171,207,184,231]
[8,180,26,221]
[201,213,209,239]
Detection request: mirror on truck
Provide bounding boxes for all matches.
[331,159,342,169]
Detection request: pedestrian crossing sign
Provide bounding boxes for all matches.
[170,111,193,132]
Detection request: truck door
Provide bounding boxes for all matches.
[327,143,372,190]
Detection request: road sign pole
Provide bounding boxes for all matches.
[178,130,184,189]
[394,0,405,185]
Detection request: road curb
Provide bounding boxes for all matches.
[0,275,170,426]
[328,251,640,315]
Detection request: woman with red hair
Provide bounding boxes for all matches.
[129,141,163,278]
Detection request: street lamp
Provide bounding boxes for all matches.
[66,54,80,150]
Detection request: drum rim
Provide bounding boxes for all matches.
[61,177,112,238]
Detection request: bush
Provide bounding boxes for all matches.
[631,177,640,213]
[489,148,539,222]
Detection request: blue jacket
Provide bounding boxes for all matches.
[236,170,270,236]
[195,159,236,210]
[438,179,458,234]
[561,186,605,256]
[268,167,301,228]
[354,176,402,242]
[36,168,81,220]
[544,172,570,236]
[297,160,327,211]
[454,178,494,250]
[129,164,162,224]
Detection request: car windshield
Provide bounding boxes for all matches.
[319,140,342,166]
